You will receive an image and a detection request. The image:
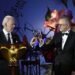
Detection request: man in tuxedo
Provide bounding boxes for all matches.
[0,15,20,44]
[43,15,75,75]
[0,15,20,75]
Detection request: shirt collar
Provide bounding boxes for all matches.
[3,28,11,35]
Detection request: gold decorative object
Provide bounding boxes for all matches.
[0,44,26,66]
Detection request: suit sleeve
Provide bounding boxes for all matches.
[41,33,56,51]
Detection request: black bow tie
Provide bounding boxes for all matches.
[62,33,69,36]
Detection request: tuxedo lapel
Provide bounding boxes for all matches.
[1,31,8,43]
[11,33,19,44]
[11,33,15,44]
[63,30,74,51]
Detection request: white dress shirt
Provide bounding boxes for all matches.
[3,28,13,44]
[62,30,70,50]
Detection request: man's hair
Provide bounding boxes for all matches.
[59,15,71,26]
[2,15,15,27]
[63,9,73,20]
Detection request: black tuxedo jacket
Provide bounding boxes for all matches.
[0,31,20,44]
[44,30,75,71]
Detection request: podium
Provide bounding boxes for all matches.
[0,44,27,75]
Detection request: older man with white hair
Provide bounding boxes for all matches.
[0,15,20,75]
[0,15,20,44]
